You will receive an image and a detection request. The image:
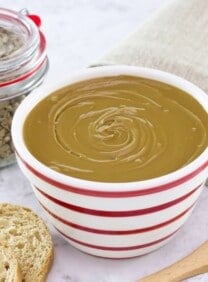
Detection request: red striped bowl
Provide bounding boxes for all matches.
[11,66,208,258]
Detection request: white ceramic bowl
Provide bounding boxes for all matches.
[11,66,208,258]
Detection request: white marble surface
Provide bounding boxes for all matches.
[0,0,208,281]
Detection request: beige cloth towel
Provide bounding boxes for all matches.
[92,0,208,94]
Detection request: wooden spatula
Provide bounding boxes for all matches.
[138,240,208,282]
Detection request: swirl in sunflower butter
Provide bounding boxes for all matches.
[24,76,208,182]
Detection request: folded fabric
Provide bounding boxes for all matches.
[92,0,208,95]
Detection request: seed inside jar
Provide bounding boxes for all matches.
[0,26,24,59]
[0,95,26,167]
[0,26,25,166]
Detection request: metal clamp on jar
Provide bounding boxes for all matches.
[0,8,49,167]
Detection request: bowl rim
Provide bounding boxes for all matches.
[11,65,208,191]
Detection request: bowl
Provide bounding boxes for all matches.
[11,66,208,258]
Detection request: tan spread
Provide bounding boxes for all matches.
[23,76,208,182]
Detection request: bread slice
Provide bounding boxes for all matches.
[0,203,53,282]
[0,246,22,282]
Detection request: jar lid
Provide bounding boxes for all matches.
[0,8,48,100]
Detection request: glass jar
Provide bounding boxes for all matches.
[0,8,49,167]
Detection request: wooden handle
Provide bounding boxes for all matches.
[138,241,208,282]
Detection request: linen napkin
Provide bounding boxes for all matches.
[92,0,208,95]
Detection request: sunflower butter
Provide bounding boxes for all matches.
[23,76,208,182]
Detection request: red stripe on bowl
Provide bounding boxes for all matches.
[40,201,195,235]
[17,153,208,198]
[56,227,179,251]
[35,183,201,217]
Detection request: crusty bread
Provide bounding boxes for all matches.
[0,246,22,282]
[0,203,53,282]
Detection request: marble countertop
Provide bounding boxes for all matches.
[0,0,208,281]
